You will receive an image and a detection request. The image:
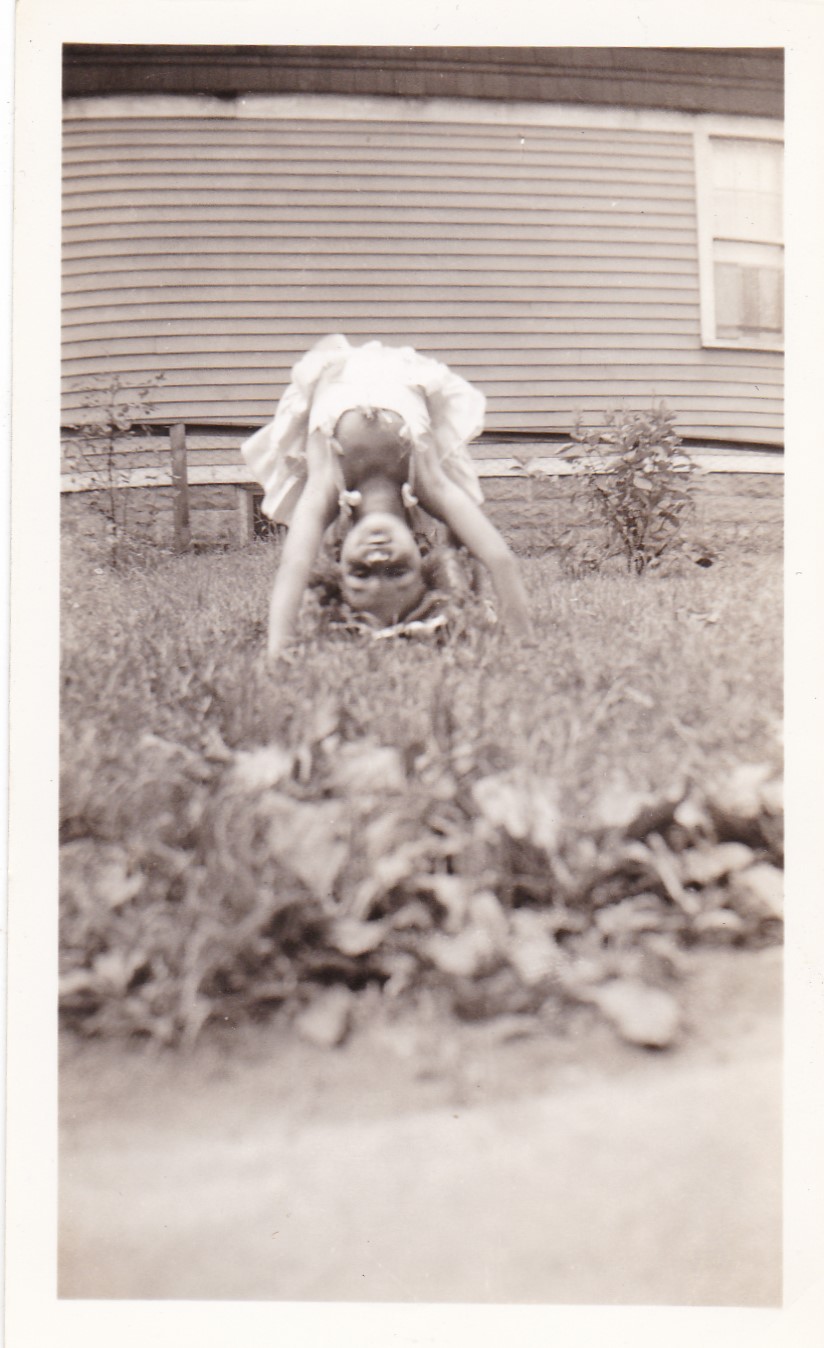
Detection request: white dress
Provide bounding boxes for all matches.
[241,335,486,524]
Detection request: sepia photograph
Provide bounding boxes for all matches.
[7,6,824,1346]
[55,40,785,1305]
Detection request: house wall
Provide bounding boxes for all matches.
[62,96,784,451]
[61,474,783,556]
[481,472,783,556]
[61,431,783,557]
[61,484,245,551]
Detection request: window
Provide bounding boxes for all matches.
[695,130,783,350]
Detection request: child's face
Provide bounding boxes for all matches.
[340,513,426,627]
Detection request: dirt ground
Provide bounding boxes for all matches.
[59,945,782,1306]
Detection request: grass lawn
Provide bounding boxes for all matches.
[60,533,783,1046]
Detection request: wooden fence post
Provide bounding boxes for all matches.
[170,423,191,553]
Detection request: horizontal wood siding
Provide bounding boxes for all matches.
[62,108,784,445]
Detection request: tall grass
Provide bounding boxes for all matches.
[62,538,780,796]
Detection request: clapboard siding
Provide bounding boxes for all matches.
[62,106,784,444]
[62,350,784,382]
[63,264,698,288]
[61,123,706,157]
[63,238,701,261]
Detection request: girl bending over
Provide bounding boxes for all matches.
[242,335,532,658]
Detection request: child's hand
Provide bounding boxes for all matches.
[266,634,299,666]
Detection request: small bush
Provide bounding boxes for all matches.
[64,372,165,569]
[559,405,699,575]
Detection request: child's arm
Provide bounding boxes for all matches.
[266,434,339,658]
[414,442,533,638]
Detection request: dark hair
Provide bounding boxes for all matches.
[307,533,483,638]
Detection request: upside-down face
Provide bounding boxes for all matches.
[339,512,427,627]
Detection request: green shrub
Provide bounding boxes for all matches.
[560,405,699,575]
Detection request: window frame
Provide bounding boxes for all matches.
[694,119,784,354]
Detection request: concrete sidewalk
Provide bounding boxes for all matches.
[59,1006,781,1305]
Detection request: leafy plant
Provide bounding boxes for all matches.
[559,404,698,575]
[58,716,784,1047]
[64,372,165,568]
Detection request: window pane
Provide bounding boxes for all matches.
[711,137,783,243]
[714,256,783,339]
